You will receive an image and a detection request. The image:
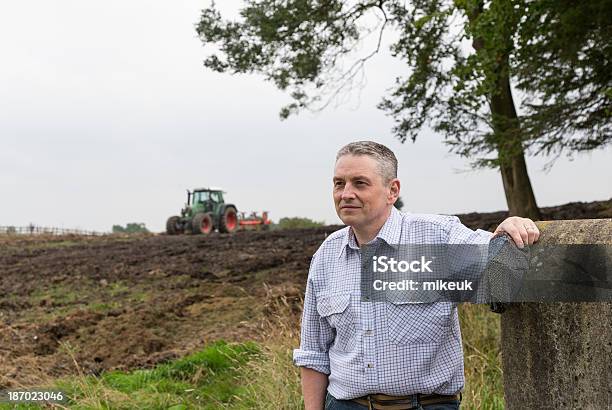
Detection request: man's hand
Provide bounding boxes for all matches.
[493,216,540,248]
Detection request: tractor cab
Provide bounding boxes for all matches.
[185,188,225,217]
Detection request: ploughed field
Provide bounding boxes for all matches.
[0,228,336,389]
[1,199,609,389]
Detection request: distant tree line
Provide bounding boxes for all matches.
[274,217,325,229]
[112,223,149,234]
[273,198,403,230]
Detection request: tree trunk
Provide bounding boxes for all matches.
[490,73,541,220]
[469,0,541,220]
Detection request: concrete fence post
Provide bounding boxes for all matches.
[501,219,612,409]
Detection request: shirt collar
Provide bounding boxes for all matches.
[376,206,402,246]
[337,207,403,259]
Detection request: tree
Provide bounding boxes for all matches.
[196,0,610,219]
[112,223,150,234]
[276,217,325,229]
[394,196,404,211]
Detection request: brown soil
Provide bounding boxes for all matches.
[0,199,609,388]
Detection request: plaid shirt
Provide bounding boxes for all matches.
[293,207,492,400]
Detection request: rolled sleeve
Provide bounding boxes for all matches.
[292,252,333,374]
[292,349,330,375]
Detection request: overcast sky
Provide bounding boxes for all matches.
[1,0,610,232]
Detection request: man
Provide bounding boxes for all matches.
[293,141,539,410]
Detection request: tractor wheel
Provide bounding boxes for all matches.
[192,213,213,235]
[219,206,238,233]
[166,216,181,235]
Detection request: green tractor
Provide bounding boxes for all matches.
[166,187,238,235]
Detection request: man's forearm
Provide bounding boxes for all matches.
[301,367,329,410]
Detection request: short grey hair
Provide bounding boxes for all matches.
[336,141,398,183]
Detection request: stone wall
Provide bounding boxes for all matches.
[501,219,611,409]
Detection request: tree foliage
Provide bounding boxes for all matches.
[197,0,609,168]
[112,223,150,234]
[394,196,404,210]
[513,0,611,160]
[276,217,325,229]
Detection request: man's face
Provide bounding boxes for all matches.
[333,154,398,229]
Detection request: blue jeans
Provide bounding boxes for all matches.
[324,392,461,410]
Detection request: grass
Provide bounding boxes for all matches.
[0,341,260,410]
[107,282,129,298]
[60,340,259,409]
[30,286,81,306]
[24,240,82,250]
[234,297,304,409]
[459,304,504,410]
[2,303,503,410]
[17,279,151,323]
[88,302,121,313]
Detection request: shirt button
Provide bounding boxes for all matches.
[365,330,373,336]
[367,363,373,368]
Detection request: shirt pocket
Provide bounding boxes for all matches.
[317,293,357,352]
[385,301,452,345]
